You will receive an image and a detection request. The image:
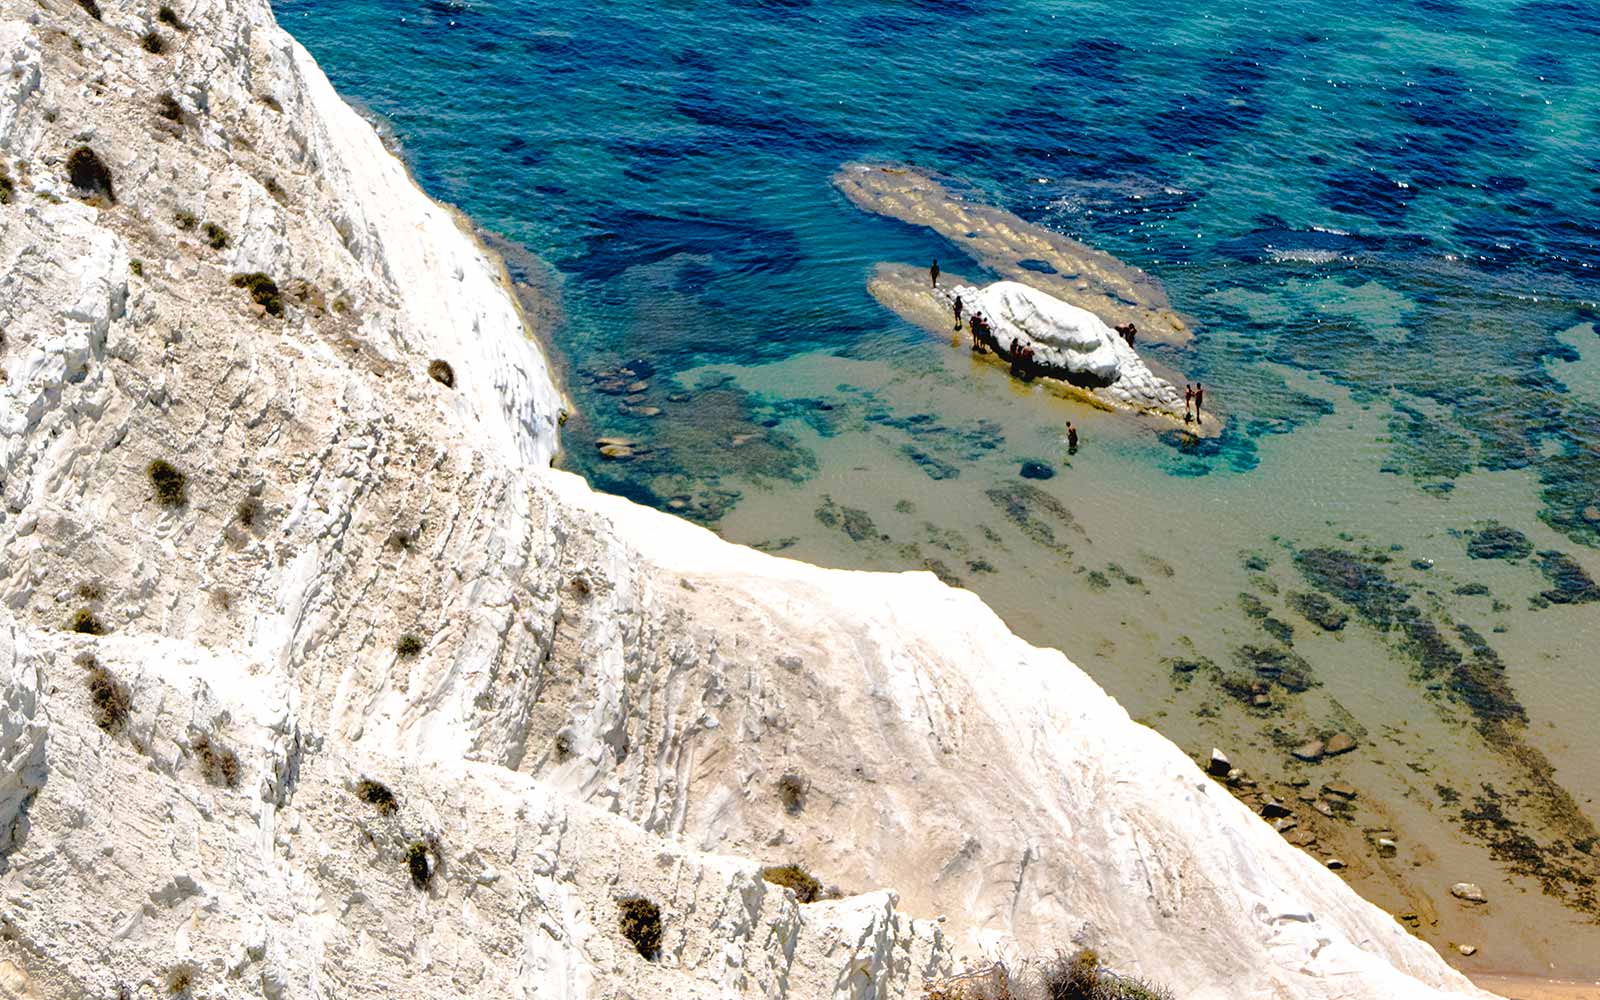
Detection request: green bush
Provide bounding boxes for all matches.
[406,840,434,889]
[141,31,166,54]
[85,661,131,733]
[193,733,240,788]
[1038,950,1174,1000]
[236,497,262,528]
[355,778,397,815]
[427,359,455,388]
[174,209,197,230]
[202,222,229,249]
[73,0,101,19]
[231,273,283,316]
[0,162,13,205]
[396,633,424,658]
[618,897,662,960]
[66,146,114,203]
[68,608,106,635]
[157,5,186,29]
[760,864,822,903]
[148,459,188,508]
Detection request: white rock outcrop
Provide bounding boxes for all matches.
[948,280,1186,415]
[0,1,1495,999]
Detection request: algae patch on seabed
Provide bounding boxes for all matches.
[834,162,1191,345]
[1292,545,1600,916]
[984,481,1084,559]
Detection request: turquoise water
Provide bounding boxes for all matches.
[275,0,1600,971]
[276,0,1599,538]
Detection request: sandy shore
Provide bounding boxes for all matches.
[1470,974,1600,1000]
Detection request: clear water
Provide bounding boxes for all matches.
[276,0,1600,976]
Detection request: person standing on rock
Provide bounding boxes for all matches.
[930,259,940,287]
[1184,384,1195,422]
[1067,421,1079,454]
[1195,382,1205,421]
[953,295,964,330]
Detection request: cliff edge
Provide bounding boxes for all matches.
[0,1,1498,998]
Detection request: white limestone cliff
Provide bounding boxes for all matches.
[0,1,1497,999]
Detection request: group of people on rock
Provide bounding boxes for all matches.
[1115,323,1137,347]
[1185,382,1205,422]
[954,296,1041,379]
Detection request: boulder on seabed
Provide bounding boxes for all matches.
[1451,882,1487,904]
[1207,748,1232,777]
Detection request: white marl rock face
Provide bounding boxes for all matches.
[0,1,1498,999]
[949,280,1186,415]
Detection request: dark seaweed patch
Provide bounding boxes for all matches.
[1536,550,1600,604]
[1466,522,1533,560]
[985,482,1080,557]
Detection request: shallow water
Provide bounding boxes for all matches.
[277,0,1600,975]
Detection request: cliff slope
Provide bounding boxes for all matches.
[0,1,1498,998]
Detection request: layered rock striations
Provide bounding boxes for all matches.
[0,1,1496,998]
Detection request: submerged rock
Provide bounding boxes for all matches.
[1019,460,1055,480]
[1536,550,1600,604]
[1466,523,1533,561]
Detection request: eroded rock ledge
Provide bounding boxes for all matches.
[0,1,1495,998]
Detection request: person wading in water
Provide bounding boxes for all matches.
[930,259,940,287]
[1066,421,1079,454]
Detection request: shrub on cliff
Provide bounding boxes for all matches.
[73,0,101,19]
[760,864,822,903]
[355,778,398,815]
[148,459,188,508]
[157,5,187,29]
[193,733,240,788]
[66,146,114,204]
[0,162,14,204]
[406,840,435,889]
[395,633,424,658]
[68,608,106,635]
[202,221,229,250]
[618,897,662,961]
[1038,950,1174,1000]
[141,31,166,54]
[84,660,131,733]
[428,359,455,388]
[231,272,283,316]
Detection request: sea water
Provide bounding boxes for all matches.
[277,0,1600,976]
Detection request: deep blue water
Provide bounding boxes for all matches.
[275,0,1600,544]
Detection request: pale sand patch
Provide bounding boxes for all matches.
[1469,974,1600,1000]
[834,161,1193,345]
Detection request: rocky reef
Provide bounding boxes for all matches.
[0,1,1499,998]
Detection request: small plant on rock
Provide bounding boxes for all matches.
[164,964,194,995]
[406,840,434,889]
[236,497,262,528]
[355,778,398,815]
[201,222,229,250]
[84,660,131,733]
[396,633,424,658]
[73,0,102,18]
[141,31,166,54]
[66,146,114,203]
[157,5,187,29]
[231,272,283,316]
[156,92,184,122]
[193,732,241,788]
[760,863,822,903]
[68,608,106,635]
[174,209,197,230]
[617,897,662,961]
[427,359,455,388]
[0,162,14,204]
[777,773,806,814]
[148,459,188,507]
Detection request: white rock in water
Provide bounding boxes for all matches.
[953,280,1185,414]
